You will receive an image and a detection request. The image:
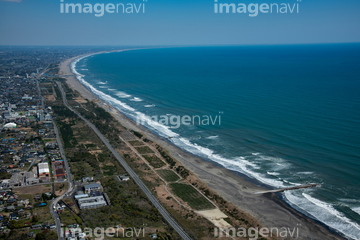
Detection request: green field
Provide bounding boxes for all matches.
[157,169,180,182]
[59,208,82,226]
[143,155,166,168]
[128,140,144,146]
[135,146,154,154]
[170,183,215,210]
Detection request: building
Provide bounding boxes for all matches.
[78,196,107,209]
[9,212,18,220]
[37,162,50,177]
[26,172,39,185]
[84,183,101,193]
[53,160,66,179]
[26,177,39,185]
[82,176,94,182]
[3,122,17,128]
[118,175,130,181]
[74,193,89,199]
[44,113,52,121]
[9,173,23,187]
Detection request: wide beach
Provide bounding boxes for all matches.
[59,52,346,240]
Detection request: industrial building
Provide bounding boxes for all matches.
[78,196,107,209]
[37,162,50,177]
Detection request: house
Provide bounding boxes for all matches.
[17,208,25,217]
[6,205,15,212]
[17,199,30,206]
[9,212,18,220]
[49,224,56,229]
[26,177,39,185]
[118,175,130,181]
[6,198,16,204]
[31,224,42,229]
[82,176,93,182]
[84,183,101,193]
[34,195,41,201]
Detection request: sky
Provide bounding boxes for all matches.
[0,0,359,46]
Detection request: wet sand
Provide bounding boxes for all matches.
[59,52,345,240]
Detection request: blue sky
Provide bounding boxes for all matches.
[0,0,359,46]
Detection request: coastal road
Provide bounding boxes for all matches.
[56,82,193,240]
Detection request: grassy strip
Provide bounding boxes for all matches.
[157,170,180,182]
[143,155,166,169]
[135,146,154,154]
[169,183,215,211]
[128,140,144,146]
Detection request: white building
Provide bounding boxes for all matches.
[78,196,107,209]
[3,122,17,128]
[84,183,101,193]
[38,162,50,177]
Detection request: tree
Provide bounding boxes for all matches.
[35,230,57,240]
[32,215,39,223]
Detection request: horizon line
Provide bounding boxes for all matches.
[1,41,360,48]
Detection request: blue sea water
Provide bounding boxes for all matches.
[73,44,360,239]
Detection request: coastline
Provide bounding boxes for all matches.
[59,52,346,240]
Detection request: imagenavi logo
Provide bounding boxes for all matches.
[60,0,147,17]
[214,0,302,17]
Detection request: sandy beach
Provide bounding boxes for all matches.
[59,53,346,240]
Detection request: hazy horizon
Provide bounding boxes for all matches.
[1,0,360,46]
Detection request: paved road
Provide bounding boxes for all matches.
[50,119,75,240]
[56,82,192,240]
[35,77,68,239]
[50,85,75,239]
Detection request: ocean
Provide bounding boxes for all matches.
[72,44,360,239]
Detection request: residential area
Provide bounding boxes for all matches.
[0,47,172,240]
[0,47,115,239]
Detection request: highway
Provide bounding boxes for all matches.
[56,82,192,240]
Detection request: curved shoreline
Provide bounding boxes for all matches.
[59,50,346,240]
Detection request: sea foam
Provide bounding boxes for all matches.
[144,104,155,108]
[115,91,131,98]
[130,97,143,102]
[285,191,360,240]
[205,135,219,139]
[352,207,360,216]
